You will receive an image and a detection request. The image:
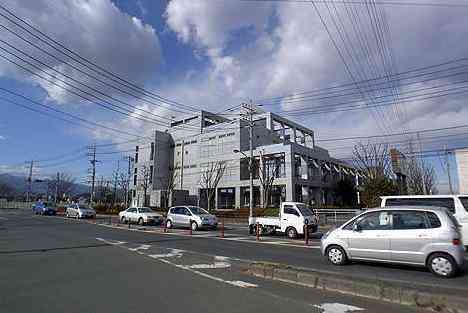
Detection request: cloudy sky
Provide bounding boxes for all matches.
[0,0,467,191]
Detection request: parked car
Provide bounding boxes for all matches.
[321,206,465,277]
[166,206,217,231]
[248,202,319,238]
[119,207,163,225]
[381,195,468,246]
[32,202,57,215]
[65,204,96,219]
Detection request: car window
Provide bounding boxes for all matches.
[392,211,428,230]
[128,208,137,213]
[384,197,455,214]
[426,212,441,228]
[183,208,192,215]
[188,206,208,215]
[283,205,299,216]
[357,211,392,230]
[138,207,152,213]
[458,196,468,212]
[296,204,314,216]
[170,207,181,214]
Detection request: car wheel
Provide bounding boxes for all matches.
[166,219,173,229]
[121,216,127,224]
[191,221,198,231]
[138,217,144,226]
[326,245,348,265]
[428,253,458,278]
[286,227,298,239]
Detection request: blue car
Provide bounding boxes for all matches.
[32,202,57,215]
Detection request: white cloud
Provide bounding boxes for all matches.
[0,135,5,140]
[0,0,162,104]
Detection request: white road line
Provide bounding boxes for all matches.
[96,238,126,245]
[313,303,364,313]
[148,249,184,259]
[128,244,151,252]
[188,262,231,269]
[0,217,8,220]
[158,258,257,288]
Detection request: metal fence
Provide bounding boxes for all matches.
[0,201,35,209]
[315,208,362,226]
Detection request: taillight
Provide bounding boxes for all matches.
[452,238,461,246]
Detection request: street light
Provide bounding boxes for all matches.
[234,149,253,218]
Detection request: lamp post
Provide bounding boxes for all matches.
[234,149,253,218]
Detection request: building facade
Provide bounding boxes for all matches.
[130,108,359,209]
[455,148,468,194]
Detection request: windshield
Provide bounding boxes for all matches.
[79,206,92,210]
[458,197,468,212]
[296,204,315,216]
[138,207,152,213]
[188,206,209,215]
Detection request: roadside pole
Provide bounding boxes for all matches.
[220,217,224,238]
[26,160,33,202]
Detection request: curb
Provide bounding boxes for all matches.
[245,262,468,313]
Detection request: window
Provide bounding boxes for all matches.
[135,152,138,163]
[128,208,137,213]
[182,208,191,215]
[385,197,456,214]
[357,211,392,230]
[190,140,197,144]
[150,142,154,161]
[458,196,468,212]
[149,166,153,184]
[426,212,441,228]
[133,175,137,186]
[392,211,428,230]
[284,205,299,216]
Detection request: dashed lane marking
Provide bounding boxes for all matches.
[313,303,364,313]
[187,262,231,269]
[96,238,126,245]
[148,249,184,259]
[128,244,151,252]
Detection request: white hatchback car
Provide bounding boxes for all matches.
[66,204,96,219]
[166,206,218,231]
[119,207,163,225]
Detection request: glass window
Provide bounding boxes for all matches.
[188,206,209,215]
[138,207,152,213]
[458,196,468,212]
[426,212,441,228]
[183,208,192,215]
[296,204,314,216]
[357,211,392,230]
[284,205,299,216]
[385,197,456,214]
[128,208,137,213]
[392,211,428,230]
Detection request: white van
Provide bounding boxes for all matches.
[381,195,468,245]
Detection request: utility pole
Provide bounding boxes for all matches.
[26,160,33,202]
[416,132,427,194]
[444,145,454,194]
[87,144,98,204]
[54,172,59,203]
[113,160,120,205]
[241,101,255,218]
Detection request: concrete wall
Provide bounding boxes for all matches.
[455,149,468,194]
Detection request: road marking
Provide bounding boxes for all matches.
[96,238,126,245]
[158,258,257,288]
[215,256,230,261]
[313,303,364,313]
[0,217,8,220]
[148,249,184,259]
[128,244,151,252]
[188,262,231,269]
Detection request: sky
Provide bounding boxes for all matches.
[0,0,467,192]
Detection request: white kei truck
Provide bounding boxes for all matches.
[248,202,319,238]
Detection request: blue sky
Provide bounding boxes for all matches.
[1,0,467,193]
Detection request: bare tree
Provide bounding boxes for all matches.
[118,172,129,206]
[406,158,437,195]
[48,173,75,202]
[139,165,151,206]
[258,154,279,208]
[353,142,393,179]
[353,142,397,207]
[199,161,226,212]
[159,169,178,210]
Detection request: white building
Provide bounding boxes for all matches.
[455,148,468,194]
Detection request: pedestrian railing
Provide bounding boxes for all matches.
[315,208,362,226]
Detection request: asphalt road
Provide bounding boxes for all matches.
[0,209,426,313]
[91,214,468,290]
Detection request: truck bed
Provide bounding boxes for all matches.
[248,216,280,227]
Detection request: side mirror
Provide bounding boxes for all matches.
[353,223,361,232]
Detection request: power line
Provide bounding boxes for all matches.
[236,0,468,8]
[0,4,200,114]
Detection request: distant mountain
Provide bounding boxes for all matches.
[0,173,88,196]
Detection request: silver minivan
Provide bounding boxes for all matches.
[321,206,465,277]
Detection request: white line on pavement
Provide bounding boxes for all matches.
[96,238,126,245]
[158,258,257,288]
[148,249,184,259]
[313,303,364,313]
[128,244,151,252]
[188,262,231,269]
